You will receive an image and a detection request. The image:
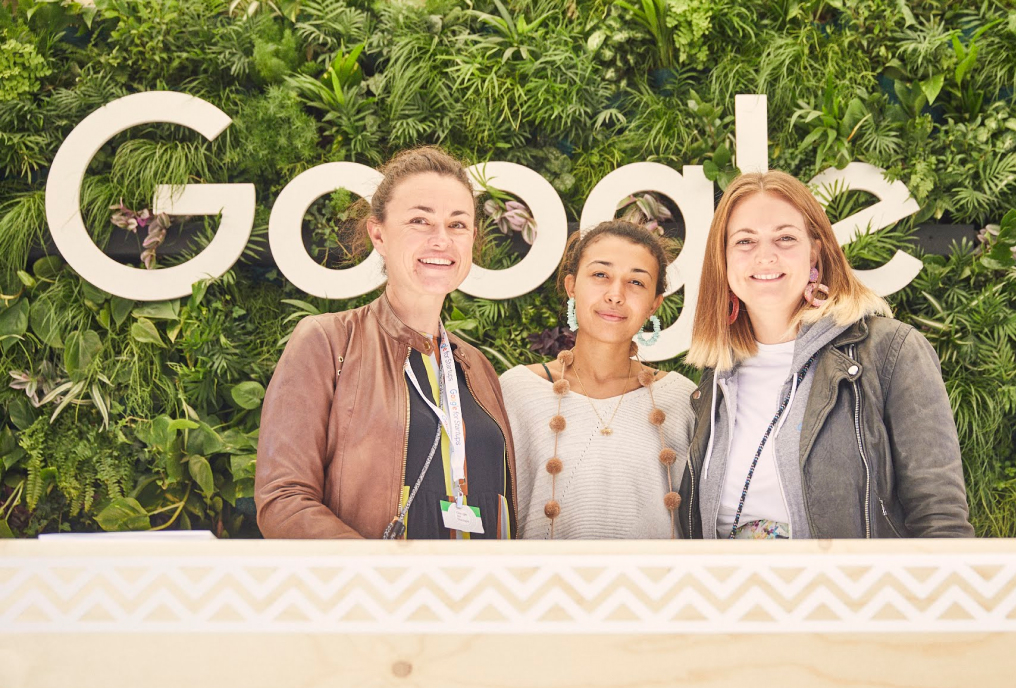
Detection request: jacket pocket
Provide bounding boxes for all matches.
[878,497,904,538]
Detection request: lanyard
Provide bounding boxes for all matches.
[404,323,467,505]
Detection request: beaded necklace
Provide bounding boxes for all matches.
[544,344,681,539]
[727,354,816,539]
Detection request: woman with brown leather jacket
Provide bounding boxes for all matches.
[682,170,972,539]
[255,147,517,539]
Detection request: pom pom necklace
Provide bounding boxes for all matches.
[545,343,681,539]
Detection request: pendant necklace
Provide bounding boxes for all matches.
[572,359,634,436]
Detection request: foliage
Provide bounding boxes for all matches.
[1,0,1016,536]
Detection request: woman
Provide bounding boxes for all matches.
[255,147,516,539]
[683,170,972,539]
[500,220,696,539]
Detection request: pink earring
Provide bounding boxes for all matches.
[803,267,829,307]
[728,292,740,325]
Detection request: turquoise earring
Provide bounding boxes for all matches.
[634,315,662,347]
[566,297,578,331]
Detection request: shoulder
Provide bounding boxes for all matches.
[499,364,547,391]
[651,371,699,408]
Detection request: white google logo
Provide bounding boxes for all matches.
[45,92,921,361]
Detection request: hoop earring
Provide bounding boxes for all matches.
[728,292,740,325]
[566,297,578,331]
[804,267,829,307]
[635,315,662,347]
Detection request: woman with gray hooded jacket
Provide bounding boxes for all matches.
[682,170,973,539]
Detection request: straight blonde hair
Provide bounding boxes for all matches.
[686,170,892,371]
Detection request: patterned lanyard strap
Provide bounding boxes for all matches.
[728,354,816,539]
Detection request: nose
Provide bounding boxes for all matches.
[754,241,777,264]
[428,223,452,248]
[605,278,625,304]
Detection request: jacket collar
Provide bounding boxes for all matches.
[369,291,441,356]
[830,317,870,347]
[369,292,473,367]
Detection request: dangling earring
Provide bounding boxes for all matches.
[803,267,829,307]
[566,297,578,331]
[728,292,740,325]
[635,315,662,347]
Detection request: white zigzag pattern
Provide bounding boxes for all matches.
[3,553,1015,634]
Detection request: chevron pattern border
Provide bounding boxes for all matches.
[4,550,1016,634]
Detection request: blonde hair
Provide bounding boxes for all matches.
[686,170,892,371]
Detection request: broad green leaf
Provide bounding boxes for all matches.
[64,329,102,375]
[188,455,215,496]
[919,74,945,105]
[29,299,63,348]
[231,381,266,410]
[131,317,164,347]
[230,454,257,480]
[0,298,29,352]
[186,423,224,456]
[32,256,63,280]
[0,519,13,538]
[16,271,36,288]
[132,300,180,321]
[80,281,109,305]
[95,497,150,532]
[110,296,134,327]
[190,279,209,308]
[7,397,37,431]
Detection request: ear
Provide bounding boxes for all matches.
[810,239,822,268]
[367,218,387,259]
[650,293,664,314]
[564,273,576,299]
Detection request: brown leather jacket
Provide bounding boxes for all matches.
[255,293,517,538]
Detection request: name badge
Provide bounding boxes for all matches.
[440,500,484,534]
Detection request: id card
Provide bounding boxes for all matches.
[440,500,484,534]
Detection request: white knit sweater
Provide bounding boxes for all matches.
[500,365,697,539]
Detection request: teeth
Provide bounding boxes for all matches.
[420,258,452,265]
[752,273,782,280]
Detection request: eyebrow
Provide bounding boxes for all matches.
[586,259,651,275]
[729,224,804,235]
[409,205,470,217]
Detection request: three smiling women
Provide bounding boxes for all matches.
[256,147,972,540]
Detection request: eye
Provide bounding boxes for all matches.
[410,216,429,225]
[735,238,754,245]
[778,235,798,242]
[449,220,470,231]
[630,278,646,288]
[592,270,608,278]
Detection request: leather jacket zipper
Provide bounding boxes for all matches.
[461,365,518,527]
[847,344,872,539]
[397,347,412,517]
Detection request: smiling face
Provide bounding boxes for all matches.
[367,172,476,299]
[565,235,664,344]
[726,192,820,332]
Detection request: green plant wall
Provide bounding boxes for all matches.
[2,0,1016,537]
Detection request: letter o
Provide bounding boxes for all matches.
[458,162,568,299]
[268,162,385,298]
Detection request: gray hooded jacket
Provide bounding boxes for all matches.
[679,316,974,539]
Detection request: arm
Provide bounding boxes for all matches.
[883,327,974,537]
[255,316,363,539]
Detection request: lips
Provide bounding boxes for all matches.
[418,256,455,267]
[596,310,627,322]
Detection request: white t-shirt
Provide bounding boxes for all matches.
[716,340,795,537]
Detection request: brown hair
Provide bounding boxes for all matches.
[346,146,475,259]
[558,220,673,297]
[686,170,891,371]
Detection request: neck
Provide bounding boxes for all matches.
[747,308,797,344]
[572,332,633,383]
[385,285,444,336]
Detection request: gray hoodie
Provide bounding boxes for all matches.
[696,318,849,539]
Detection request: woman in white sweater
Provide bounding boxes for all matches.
[499,220,696,539]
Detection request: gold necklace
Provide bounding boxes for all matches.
[572,360,633,436]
